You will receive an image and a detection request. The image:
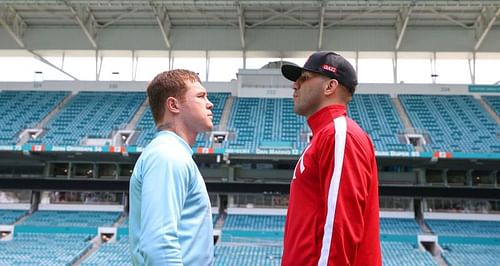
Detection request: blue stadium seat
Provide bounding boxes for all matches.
[382,241,436,266]
[380,218,422,235]
[30,91,145,146]
[349,94,412,152]
[81,236,132,266]
[20,210,121,227]
[399,95,499,153]
[483,96,500,116]
[214,245,282,266]
[0,209,27,225]
[226,94,411,153]
[441,243,500,266]
[0,233,92,265]
[221,215,285,244]
[226,98,308,152]
[426,219,500,237]
[0,90,68,145]
[135,92,229,147]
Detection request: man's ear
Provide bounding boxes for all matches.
[324,79,338,96]
[165,96,180,113]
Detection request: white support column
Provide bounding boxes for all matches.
[393,51,398,84]
[95,49,99,81]
[431,52,437,84]
[236,2,246,49]
[205,50,209,82]
[318,1,326,51]
[469,52,476,85]
[242,50,246,69]
[169,51,174,70]
[355,51,359,74]
[132,50,138,81]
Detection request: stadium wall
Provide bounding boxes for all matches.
[1,80,498,98]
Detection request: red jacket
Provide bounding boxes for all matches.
[282,105,381,266]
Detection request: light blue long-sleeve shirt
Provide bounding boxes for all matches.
[129,130,213,265]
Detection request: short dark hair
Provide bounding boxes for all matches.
[147,69,201,126]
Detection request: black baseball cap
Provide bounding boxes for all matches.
[281,51,358,94]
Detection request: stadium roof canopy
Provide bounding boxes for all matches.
[0,0,499,52]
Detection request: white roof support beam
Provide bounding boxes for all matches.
[429,8,472,29]
[99,8,139,29]
[264,7,315,28]
[28,50,79,80]
[64,1,98,49]
[318,1,326,50]
[151,5,172,49]
[395,6,412,50]
[190,7,237,27]
[248,7,299,28]
[236,3,245,49]
[324,8,376,28]
[474,7,500,51]
[0,6,26,48]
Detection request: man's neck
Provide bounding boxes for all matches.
[157,123,196,146]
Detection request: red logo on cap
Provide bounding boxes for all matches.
[322,64,337,73]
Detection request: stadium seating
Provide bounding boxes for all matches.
[441,243,500,266]
[483,95,500,116]
[81,236,131,266]
[2,90,498,154]
[382,241,436,266]
[226,94,411,153]
[0,233,92,265]
[399,95,499,153]
[221,214,285,243]
[226,98,308,152]
[348,94,412,152]
[425,219,500,237]
[134,92,229,147]
[134,109,155,147]
[31,92,145,145]
[119,217,129,228]
[0,90,68,145]
[0,209,27,225]
[223,214,285,231]
[214,245,282,266]
[380,218,423,235]
[20,210,121,227]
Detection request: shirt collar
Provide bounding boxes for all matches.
[307,105,347,134]
[155,130,193,155]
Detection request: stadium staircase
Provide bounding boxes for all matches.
[478,96,500,125]
[126,97,149,131]
[73,215,129,266]
[392,96,414,130]
[17,91,77,145]
[218,95,234,131]
[391,96,424,152]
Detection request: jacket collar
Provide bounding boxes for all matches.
[307,105,347,135]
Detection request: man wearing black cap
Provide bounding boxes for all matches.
[281,51,381,265]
